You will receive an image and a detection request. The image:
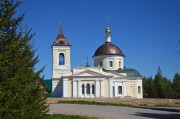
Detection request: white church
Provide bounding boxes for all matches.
[52,24,143,99]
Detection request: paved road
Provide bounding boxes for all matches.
[49,104,180,119]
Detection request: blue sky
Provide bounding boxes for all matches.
[17,0,180,80]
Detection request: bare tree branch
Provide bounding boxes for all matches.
[176,41,180,54]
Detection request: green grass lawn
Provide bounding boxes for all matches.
[42,114,96,119]
[58,100,134,107]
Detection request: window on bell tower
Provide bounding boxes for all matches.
[59,53,65,65]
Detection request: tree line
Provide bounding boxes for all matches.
[143,67,180,99]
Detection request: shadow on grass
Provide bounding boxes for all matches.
[133,107,180,119]
[133,112,180,119]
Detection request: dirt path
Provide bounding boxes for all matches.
[47,98,180,107]
[48,104,180,119]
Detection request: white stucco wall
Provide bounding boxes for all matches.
[94,55,124,70]
[126,79,143,99]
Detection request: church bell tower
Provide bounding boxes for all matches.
[52,24,71,78]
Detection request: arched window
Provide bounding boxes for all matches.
[59,53,65,65]
[86,84,90,94]
[82,84,85,94]
[138,86,141,94]
[92,84,95,94]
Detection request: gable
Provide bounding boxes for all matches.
[73,70,105,76]
[111,71,127,78]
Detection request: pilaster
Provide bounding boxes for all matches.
[78,80,81,97]
[123,82,127,96]
[100,80,104,97]
[95,80,99,97]
[109,78,113,98]
[63,78,68,97]
[73,80,77,97]
[114,82,117,97]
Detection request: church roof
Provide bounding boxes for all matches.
[53,24,70,46]
[93,26,124,57]
[42,79,52,92]
[94,42,124,56]
[103,68,141,77]
[125,68,141,77]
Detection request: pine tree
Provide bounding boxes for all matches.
[0,0,48,118]
[172,73,180,99]
[147,77,155,98]
[142,77,148,97]
[163,78,173,99]
[154,67,165,98]
[142,77,155,98]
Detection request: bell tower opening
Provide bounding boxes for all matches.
[59,53,65,65]
[60,41,64,45]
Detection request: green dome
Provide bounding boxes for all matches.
[125,69,141,77]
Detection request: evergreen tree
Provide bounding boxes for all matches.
[142,77,148,97]
[147,77,155,98]
[154,67,165,98]
[172,73,180,99]
[163,77,173,99]
[0,0,48,118]
[142,77,155,98]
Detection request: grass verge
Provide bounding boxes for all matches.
[58,100,134,107]
[175,102,180,105]
[139,103,148,106]
[42,114,96,119]
[58,100,179,107]
[154,103,170,107]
